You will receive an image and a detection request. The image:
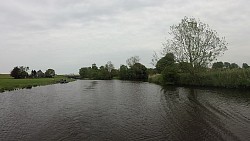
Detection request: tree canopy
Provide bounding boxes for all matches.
[45,69,55,78]
[10,66,29,79]
[162,17,227,68]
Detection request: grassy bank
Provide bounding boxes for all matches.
[149,68,250,89]
[0,74,75,92]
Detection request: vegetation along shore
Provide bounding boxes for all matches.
[0,74,75,93]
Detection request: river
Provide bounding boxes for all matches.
[0,80,249,141]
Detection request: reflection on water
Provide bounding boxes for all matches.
[0,80,249,141]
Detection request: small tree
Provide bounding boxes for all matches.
[242,63,249,69]
[37,70,44,78]
[162,17,227,71]
[45,69,55,78]
[31,70,37,78]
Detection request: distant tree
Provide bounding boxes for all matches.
[212,62,224,69]
[230,63,239,69]
[92,63,98,70]
[10,67,21,79]
[37,70,44,78]
[10,66,29,79]
[126,56,140,67]
[45,69,55,78]
[30,70,37,78]
[105,61,114,79]
[224,62,230,69]
[162,17,227,70]
[130,63,148,80]
[242,63,249,69]
[156,53,175,73]
[119,65,129,80]
[79,67,88,79]
[111,69,119,78]
[98,66,110,80]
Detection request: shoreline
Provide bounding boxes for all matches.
[0,75,75,93]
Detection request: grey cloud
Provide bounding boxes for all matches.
[0,0,250,74]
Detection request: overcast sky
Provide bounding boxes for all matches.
[1,0,249,74]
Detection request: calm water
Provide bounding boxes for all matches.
[0,80,249,141]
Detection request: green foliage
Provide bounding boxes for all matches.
[212,62,224,69]
[10,66,29,79]
[161,64,179,84]
[148,74,163,84]
[0,75,75,92]
[45,69,55,78]
[242,63,249,69]
[37,70,45,78]
[79,62,116,80]
[178,62,193,73]
[119,63,148,81]
[119,65,129,80]
[178,68,250,88]
[230,63,239,69]
[224,62,230,69]
[156,53,175,73]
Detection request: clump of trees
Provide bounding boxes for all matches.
[10,66,55,79]
[119,56,148,81]
[10,66,29,79]
[79,61,117,80]
[211,62,249,69]
[79,57,148,81]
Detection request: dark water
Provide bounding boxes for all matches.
[0,80,249,141]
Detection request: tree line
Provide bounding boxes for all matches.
[79,56,148,81]
[10,66,56,79]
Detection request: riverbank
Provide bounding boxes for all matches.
[149,68,250,89]
[0,74,75,92]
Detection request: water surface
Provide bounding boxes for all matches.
[0,80,249,140]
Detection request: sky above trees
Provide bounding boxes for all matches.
[1,0,249,74]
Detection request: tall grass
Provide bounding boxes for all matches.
[178,68,250,88]
[148,74,163,84]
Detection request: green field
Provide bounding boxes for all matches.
[0,74,75,92]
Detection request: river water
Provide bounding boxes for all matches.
[0,80,249,141]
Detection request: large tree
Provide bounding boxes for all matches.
[162,17,227,69]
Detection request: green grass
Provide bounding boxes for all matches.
[178,68,250,88]
[148,74,163,84]
[0,74,75,92]
[150,68,250,89]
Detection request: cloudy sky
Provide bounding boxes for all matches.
[0,0,249,74]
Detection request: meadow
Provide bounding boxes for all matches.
[0,74,74,92]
